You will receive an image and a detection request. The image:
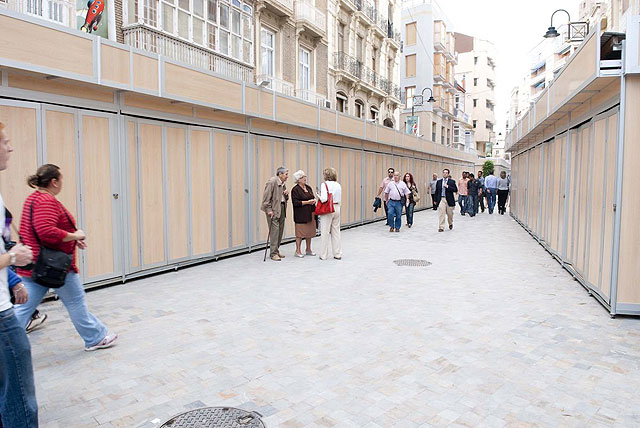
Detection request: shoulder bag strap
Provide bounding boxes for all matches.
[29,201,43,247]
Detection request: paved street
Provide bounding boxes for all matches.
[29,209,640,428]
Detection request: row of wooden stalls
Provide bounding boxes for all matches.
[0,98,472,288]
[509,72,640,315]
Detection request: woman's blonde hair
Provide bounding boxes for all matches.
[0,122,5,131]
[293,170,306,183]
[323,167,337,181]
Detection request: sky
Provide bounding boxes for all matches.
[435,0,580,134]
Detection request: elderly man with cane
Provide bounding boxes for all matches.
[261,167,289,261]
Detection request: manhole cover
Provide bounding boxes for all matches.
[160,407,265,428]
[393,259,432,267]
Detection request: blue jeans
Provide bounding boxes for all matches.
[405,202,415,225]
[15,273,107,348]
[467,194,477,216]
[0,308,38,428]
[387,200,403,230]
[458,195,469,214]
[486,189,497,213]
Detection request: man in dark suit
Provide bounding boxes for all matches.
[434,168,458,232]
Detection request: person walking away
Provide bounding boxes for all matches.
[457,172,469,215]
[403,173,419,228]
[0,122,38,428]
[467,173,478,217]
[318,168,342,260]
[261,167,289,261]
[376,168,394,225]
[384,172,411,232]
[497,171,511,215]
[430,173,438,210]
[435,168,458,232]
[15,164,118,352]
[484,170,498,214]
[476,170,486,213]
[291,170,316,258]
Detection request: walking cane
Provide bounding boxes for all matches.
[263,214,273,262]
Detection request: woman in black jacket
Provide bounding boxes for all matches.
[291,170,316,258]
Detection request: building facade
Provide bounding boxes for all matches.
[455,33,496,156]
[400,0,457,147]
[327,0,402,128]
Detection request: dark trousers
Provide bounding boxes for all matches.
[431,193,438,210]
[478,191,485,212]
[498,190,509,214]
[383,201,389,225]
[467,194,477,216]
[405,202,415,225]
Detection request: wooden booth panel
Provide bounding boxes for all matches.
[354,151,363,223]
[127,121,140,268]
[586,118,607,289]
[167,127,189,260]
[600,113,618,299]
[230,135,246,247]
[339,149,351,224]
[190,129,213,256]
[214,132,230,252]
[45,109,78,218]
[574,124,592,275]
[139,123,166,266]
[283,141,297,239]
[81,114,116,279]
[255,138,274,245]
[101,45,130,85]
[0,104,38,224]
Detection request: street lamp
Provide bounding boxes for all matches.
[544,9,570,38]
[408,87,435,135]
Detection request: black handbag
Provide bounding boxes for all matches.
[30,201,75,288]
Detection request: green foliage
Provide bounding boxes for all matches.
[482,160,495,177]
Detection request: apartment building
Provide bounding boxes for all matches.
[328,0,402,127]
[580,0,640,33]
[400,0,458,147]
[455,33,497,156]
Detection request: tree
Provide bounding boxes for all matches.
[482,160,495,177]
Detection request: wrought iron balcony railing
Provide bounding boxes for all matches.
[295,88,327,107]
[333,52,401,100]
[123,24,254,83]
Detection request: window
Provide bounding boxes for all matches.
[260,28,275,84]
[130,0,253,64]
[405,86,415,109]
[406,22,417,46]
[447,128,450,146]
[355,99,364,118]
[388,58,393,81]
[441,126,445,145]
[473,98,477,107]
[338,23,346,53]
[406,54,416,77]
[485,120,493,130]
[372,47,377,73]
[336,92,347,113]
[431,122,437,142]
[473,78,478,86]
[356,35,364,62]
[370,106,379,121]
[474,56,478,65]
[473,120,477,128]
[299,47,310,100]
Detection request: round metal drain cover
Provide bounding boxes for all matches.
[160,407,265,428]
[393,259,431,267]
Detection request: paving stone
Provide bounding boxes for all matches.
[26,210,640,428]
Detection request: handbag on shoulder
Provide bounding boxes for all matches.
[412,187,420,204]
[314,182,335,215]
[30,201,75,288]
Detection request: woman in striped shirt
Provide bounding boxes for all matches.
[14,164,118,352]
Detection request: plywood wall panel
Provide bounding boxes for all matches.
[45,109,78,218]
[190,129,213,256]
[166,127,189,260]
[139,123,165,266]
[230,135,246,247]
[127,121,139,268]
[214,132,230,252]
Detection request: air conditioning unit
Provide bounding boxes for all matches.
[324,100,331,109]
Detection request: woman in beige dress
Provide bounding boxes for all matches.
[291,170,316,258]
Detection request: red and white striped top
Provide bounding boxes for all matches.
[17,191,78,277]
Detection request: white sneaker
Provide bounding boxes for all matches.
[26,311,48,333]
[85,334,119,352]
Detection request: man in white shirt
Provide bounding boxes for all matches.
[384,172,411,232]
[376,167,395,226]
[0,122,37,428]
[484,170,499,214]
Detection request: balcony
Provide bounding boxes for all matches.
[295,0,326,38]
[123,24,254,83]
[263,0,294,17]
[332,52,401,101]
[295,88,327,107]
[256,74,294,96]
[374,14,388,37]
[1,0,74,27]
[433,62,446,83]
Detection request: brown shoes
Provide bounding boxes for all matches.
[389,227,394,232]
[270,255,282,261]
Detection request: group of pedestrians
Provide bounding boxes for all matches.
[375,168,420,232]
[261,166,342,262]
[0,123,118,428]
